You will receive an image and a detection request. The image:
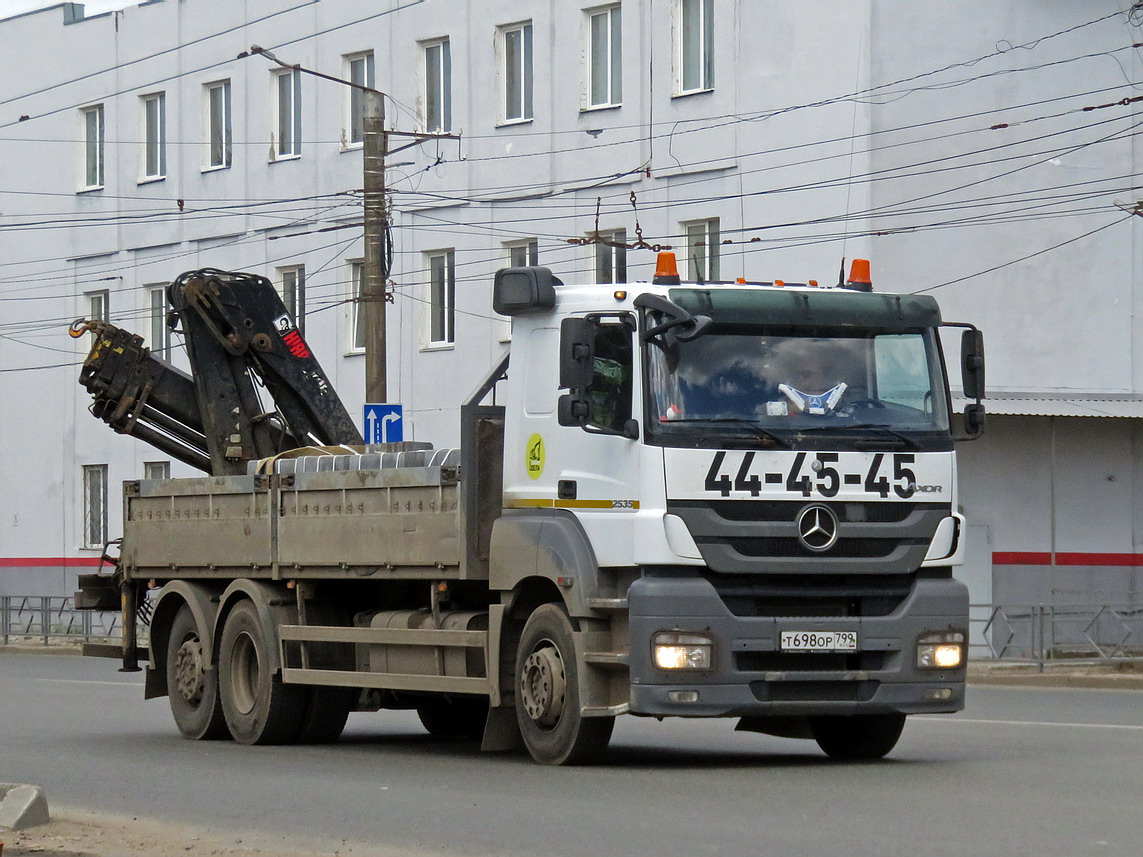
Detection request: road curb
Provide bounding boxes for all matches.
[968,664,1143,690]
[0,783,49,832]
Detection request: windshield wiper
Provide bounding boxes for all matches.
[665,418,791,449]
[796,423,921,450]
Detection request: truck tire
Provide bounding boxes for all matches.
[296,687,354,744]
[218,600,307,745]
[514,603,614,765]
[810,713,907,760]
[166,604,228,740]
[417,696,489,740]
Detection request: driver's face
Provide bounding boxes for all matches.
[791,362,832,392]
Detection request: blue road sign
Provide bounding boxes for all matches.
[363,403,403,444]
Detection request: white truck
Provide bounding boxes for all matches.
[76,253,985,764]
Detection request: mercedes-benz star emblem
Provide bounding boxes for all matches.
[796,504,840,552]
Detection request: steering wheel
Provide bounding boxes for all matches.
[843,398,886,415]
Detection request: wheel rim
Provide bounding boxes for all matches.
[229,631,260,716]
[173,637,205,706]
[520,642,566,728]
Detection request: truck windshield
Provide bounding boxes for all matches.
[645,326,951,448]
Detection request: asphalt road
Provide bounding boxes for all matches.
[2,652,1142,857]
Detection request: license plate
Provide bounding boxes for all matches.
[780,630,858,652]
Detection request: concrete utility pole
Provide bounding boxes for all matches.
[361,90,388,403]
[244,46,457,405]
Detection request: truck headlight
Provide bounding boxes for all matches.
[653,632,713,670]
[917,631,965,669]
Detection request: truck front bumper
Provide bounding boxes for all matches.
[626,573,968,718]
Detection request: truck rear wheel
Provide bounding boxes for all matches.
[166,604,228,740]
[810,713,906,760]
[218,600,307,745]
[514,603,614,765]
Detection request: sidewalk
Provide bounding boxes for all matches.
[967,659,1143,690]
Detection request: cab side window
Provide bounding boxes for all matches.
[586,324,633,432]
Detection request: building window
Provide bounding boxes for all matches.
[683,218,720,281]
[82,465,108,549]
[140,93,166,180]
[349,259,366,352]
[507,239,539,267]
[587,5,622,108]
[595,229,627,284]
[148,286,171,357]
[204,80,232,169]
[277,265,306,334]
[87,289,109,323]
[80,104,104,189]
[273,68,302,159]
[427,250,456,346]
[677,0,714,94]
[423,39,452,132]
[143,461,170,481]
[344,51,375,148]
[501,22,533,123]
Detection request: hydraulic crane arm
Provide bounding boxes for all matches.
[76,268,363,475]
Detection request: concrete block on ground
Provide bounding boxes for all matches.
[0,783,49,831]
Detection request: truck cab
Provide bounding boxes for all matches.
[492,252,984,760]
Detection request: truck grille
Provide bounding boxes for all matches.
[667,499,949,575]
[703,572,914,617]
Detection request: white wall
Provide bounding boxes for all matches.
[1,0,1140,599]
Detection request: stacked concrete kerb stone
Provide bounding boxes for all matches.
[0,783,49,831]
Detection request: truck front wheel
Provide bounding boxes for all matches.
[218,600,307,745]
[810,713,907,760]
[514,603,614,765]
[166,604,228,740]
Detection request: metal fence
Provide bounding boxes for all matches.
[970,601,1143,666]
[0,596,123,645]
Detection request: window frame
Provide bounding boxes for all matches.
[80,104,105,190]
[675,0,715,95]
[140,92,166,182]
[594,229,627,284]
[586,4,622,109]
[426,249,456,348]
[276,265,306,335]
[683,217,720,282]
[271,68,303,160]
[148,285,171,358]
[82,464,108,550]
[343,51,376,149]
[143,461,171,481]
[348,258,366,353]
[203,79,232,170]
[499,21,534,124]
[506,238,539,268]
[422,38,453,133]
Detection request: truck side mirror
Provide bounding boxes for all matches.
[961,329,985,400]
[560,317,596,391]
[558,393,591,427]
[962,403,985,439]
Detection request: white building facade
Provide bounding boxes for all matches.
[1,0,1142,626]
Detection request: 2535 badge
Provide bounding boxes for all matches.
[703,451,940,499]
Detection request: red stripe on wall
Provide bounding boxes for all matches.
[1054,552,1143,567]
[0,557,105,568]
[992,551,1052,566]
[993,552,1143,567]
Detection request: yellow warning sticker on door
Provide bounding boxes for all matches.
[526,433,545,480]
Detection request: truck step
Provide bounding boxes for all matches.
[586,597,628,612]
[583,651,629,667]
